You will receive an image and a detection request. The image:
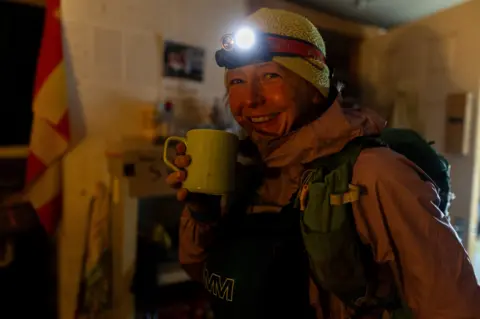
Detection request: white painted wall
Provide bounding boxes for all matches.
[58,0,247,317]
[359,0,480,255]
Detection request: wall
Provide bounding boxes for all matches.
[59,0,247,318]
[359,0,480,253]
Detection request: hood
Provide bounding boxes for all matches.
[253,101,387,168]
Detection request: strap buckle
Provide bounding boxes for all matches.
[330,184,361,206]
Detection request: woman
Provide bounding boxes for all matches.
[166,8,480,319]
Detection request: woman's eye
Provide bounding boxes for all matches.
[229,78,244,85]
[264,73,281,80]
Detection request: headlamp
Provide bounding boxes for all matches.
[221,34,235,51]
[233,27,256,50]
[215,27,325,69]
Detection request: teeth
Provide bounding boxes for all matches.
[250,114,277,123]
[251,116,270,123]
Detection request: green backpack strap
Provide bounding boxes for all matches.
[295,136,383,216]
[297,136,413,318]
[297,137,380,301]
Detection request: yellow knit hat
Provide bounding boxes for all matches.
[226,8,330,97]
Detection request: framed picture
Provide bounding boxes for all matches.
[163,41,205,82]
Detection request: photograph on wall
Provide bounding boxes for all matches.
[163,41,205,82]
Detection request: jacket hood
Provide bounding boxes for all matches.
[252,101,387,167]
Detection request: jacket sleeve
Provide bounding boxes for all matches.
[352,148,480,318]
[179,207,219,282]
[178,159,257,282]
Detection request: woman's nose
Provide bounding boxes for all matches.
[244,88,266,109]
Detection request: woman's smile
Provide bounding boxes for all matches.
[248,112,280,123]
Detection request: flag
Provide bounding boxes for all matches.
[24,0,70,235]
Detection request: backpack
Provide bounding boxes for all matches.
[380,128,451,215]
[295,128,451,318]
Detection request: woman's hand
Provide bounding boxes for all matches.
[165,142,221,215]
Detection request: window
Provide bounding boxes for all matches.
[0,2,44,198]
[0,2,44,146]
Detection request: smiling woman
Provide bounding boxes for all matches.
[168,7,480,319]
[226,62,327,137]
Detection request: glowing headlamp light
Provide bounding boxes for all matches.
[221,27,256,51]
[215,27,325,69]
[234,27,256,50]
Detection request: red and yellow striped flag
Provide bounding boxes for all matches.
[24,0,70,235]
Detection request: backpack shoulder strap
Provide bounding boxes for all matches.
[307,136,385,173]
[296,136,406,316]
[295,136,385,210]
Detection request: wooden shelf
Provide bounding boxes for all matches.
[157,262,191,286]
[0,146,28,159]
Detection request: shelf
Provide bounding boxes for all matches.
[0,146,28,159]
[157,262,191,286]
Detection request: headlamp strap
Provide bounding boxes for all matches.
[266,35,325,63]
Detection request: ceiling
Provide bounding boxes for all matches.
[289,0,469,28]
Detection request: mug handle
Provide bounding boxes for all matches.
[163,136,187,172]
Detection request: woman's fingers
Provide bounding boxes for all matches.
[176,143,186,154]
[165,170,187,187]
[174,155,191,168]
[176,188,189,202]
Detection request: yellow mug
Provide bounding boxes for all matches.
[163,129,239,195]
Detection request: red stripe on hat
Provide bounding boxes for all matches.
[267,36,325,62]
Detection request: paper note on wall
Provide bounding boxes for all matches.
[391,90,424,135]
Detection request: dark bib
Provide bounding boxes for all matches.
[204,208,315,319]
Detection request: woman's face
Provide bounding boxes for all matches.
[227,61,323,138]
